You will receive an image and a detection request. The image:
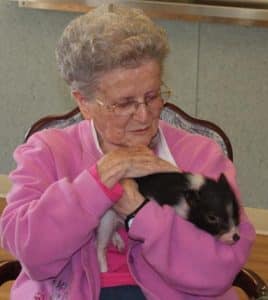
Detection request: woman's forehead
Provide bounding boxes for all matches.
[96,60,162,98]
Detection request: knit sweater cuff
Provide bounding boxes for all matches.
[88,164,124,203]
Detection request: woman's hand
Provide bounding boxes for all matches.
[113,179,145,217]
[96,145,179,188]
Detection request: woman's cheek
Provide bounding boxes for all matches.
[105,124,126,142]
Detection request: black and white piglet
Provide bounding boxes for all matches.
[96,172,240,272]
[135,172,240,243]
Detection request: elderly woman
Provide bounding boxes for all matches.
[0,4,255,300]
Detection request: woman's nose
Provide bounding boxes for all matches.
[134,103,150,122]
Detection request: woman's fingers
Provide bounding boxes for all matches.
[124,152,179,177]
[96,145,179,187]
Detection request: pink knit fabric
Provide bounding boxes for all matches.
[88,164,123,203]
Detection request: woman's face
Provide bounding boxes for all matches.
[77,59,163,152]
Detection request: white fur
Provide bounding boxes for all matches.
[218,226,239,244]
[187,174,205,190]
[174,198,190,219]
[217,203,239,244]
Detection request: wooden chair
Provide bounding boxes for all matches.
[1,102,267,299]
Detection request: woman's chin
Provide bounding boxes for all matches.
[126,127,158,145]
[126,135,155,147]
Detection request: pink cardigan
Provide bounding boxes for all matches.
[0,120,255,300]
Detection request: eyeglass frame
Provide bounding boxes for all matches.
[94,83,171,116]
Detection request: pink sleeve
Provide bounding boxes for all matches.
[88,164,123,203]
[127,142,256,296]
[0,135,113,280]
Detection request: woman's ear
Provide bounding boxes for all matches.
[72,90,86,106]
[71,90,93,119]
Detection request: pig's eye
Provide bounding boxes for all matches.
[206,214,220,224]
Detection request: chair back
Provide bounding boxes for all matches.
[161,103,233,160]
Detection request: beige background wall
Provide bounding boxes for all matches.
[0,0,267,209]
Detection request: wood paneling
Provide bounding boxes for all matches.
[14,0,268,27]
[245,234,268,283]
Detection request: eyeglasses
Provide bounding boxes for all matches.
[95,83,171,117]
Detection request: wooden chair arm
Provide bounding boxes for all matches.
[233,268,268,299]
[0,260,21,286]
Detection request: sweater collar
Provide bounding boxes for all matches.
[79,119,177,167]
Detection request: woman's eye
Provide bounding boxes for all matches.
[117,101,135,109]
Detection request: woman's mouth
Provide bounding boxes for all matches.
[130,127,150,133]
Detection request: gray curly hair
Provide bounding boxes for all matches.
[55,4,169,99]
